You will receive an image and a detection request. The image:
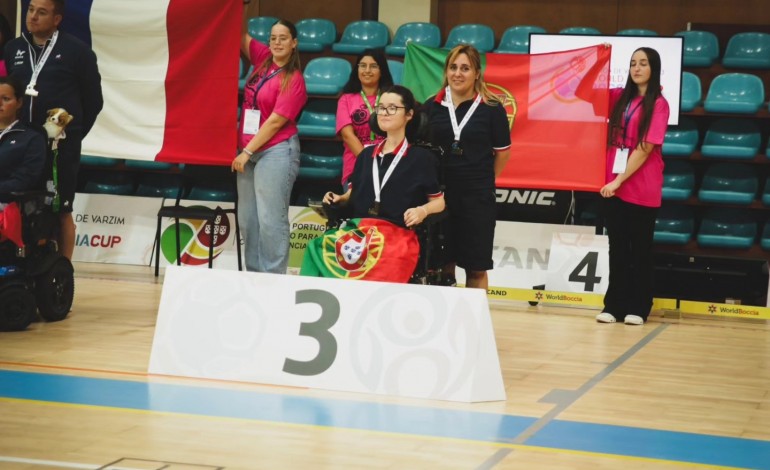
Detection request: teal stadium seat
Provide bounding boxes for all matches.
[135,173,182,198]
[124,160,175,171]
[297,99,337,138]
[248,16,278,44]
[680,72,702,112]
[444,24,496,52]
[675,30,719,67]
[82,172,134,195]
[238,59,253,95]
[298,141,344,180]
[653,205,694,245]
[559,26,601,35]
[662,117,699,157]
[761,223,770,251]
[386,22,441,57]
[698,162,758,205]
[704,73,765,114]
[617,28,657,36]
[763,178,770,206]
[700,119,761,159]
[697,208,757,249]
[721,32,770,70]
[296,18,337,53]
[388,59,404,85]
[304,57,351,96]
[80,155,120,167]
[495,25,546,54]
[662,160,695,201]
[332,21,390,55]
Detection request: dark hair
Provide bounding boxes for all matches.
[253,19,301,93]
[0,14,11,50]
[608,47,663,148]
[0,76,25,100]
[50,0,66,15]
[341,48,394,94]
[369,85,426,141]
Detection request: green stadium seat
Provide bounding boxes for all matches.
[704,73,765,114]
[722,32,770,69]
[304,57,351,96]
[680,72,702,112]
[495,25,546,54]
[247,16,278,44]
[698,163,758,205]
[662,160,695,201]
[654,204,694,245]
[675,30,719,67]
[662,117,699,157]
[559,26,601,35]
[700,119,760,159]
[332,21,390,55]
[697,208,757,249]
[386,22,441,57]
[444,24,496,52]
[296,18,337,53]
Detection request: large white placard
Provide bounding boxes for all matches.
[149,266,506,403]
[545,232,609,294]
[529,34,683,125]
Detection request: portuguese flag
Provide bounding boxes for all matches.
[300,218,419,283]
[404,43,611,191]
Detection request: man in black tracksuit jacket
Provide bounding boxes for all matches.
[3,0,103,260]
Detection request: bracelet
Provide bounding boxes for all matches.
[242,148,254,157]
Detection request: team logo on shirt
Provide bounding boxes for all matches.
[351,105,369,126]
[15,49,25,59]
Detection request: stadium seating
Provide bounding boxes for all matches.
[388,59,404,85]
[662,117,699,157]
[704,73,765,114]
[82,172,134,196]
[700,119,761,159]
[135,172,182,198]
[653,204,694,245]
[386,22,441,57]
[697,208,757,249]
[298,141,344,180]
[332,20,390,55]
[296,18,337,52]
[303,57,352,95]
[763,178,770,206]
[297,99,337,138]
[80,155,120,167]
[617,28,657,36]
[675,30,719,67]
[247,16,278,44]
[662,160,695,201]
[443,24,496,52]
[680,72,702,112]
[722,32,770,69]
[124,160,175,171]
[698,163,758,205]
[761,223,770,251]
[495,25,546,54]
[559,26,601,35]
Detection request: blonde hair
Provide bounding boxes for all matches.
[440,44,499,105]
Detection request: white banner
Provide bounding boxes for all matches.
[546,232,609,294]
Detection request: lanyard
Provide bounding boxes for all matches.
[359,90,380,142]
[371,137,408,204]
[26,31,59,96]
[444,86,482,141]
[621,99,643,148]
[250,66,283,109]
[0,120,18,141]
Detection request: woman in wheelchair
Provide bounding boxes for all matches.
[301,85,445,283]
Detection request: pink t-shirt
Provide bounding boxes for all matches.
[239,40,307,151]
[606,88,670,207]
[0,60,6,77]
[336,92,384,184]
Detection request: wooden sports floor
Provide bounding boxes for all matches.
[1,263,769,470]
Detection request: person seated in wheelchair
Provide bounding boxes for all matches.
[301,85,445,283]
[0,76,47,249]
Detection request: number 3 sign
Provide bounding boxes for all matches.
[545,233,609,294]
[149,266,506,403]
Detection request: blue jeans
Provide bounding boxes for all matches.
[237,135,300,273]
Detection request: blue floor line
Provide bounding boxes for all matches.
[2,369,769,469]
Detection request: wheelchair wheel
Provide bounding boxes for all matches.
[0,285,36,331]
[35,257,74,322]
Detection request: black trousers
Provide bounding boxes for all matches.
[602,197,658,320]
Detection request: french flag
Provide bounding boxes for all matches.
[20,0,242,165]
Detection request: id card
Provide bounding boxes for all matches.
[612,147,629,174]
[244,109,261,135]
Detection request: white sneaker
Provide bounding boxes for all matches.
[595,312,617,323]
[624,315,644,325]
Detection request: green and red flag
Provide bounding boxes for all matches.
[300,218,419,283]
[404,43,611,191]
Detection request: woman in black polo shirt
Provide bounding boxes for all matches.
[426,44,511,290]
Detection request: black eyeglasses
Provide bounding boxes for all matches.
[357,63,380,70]
[375,105,405,115]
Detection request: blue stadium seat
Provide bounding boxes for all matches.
[388,59,404,85]
[704,73,765,114]
[654,205,694,245]
[298,141,344,180]
[559,26,601,35]
[303,57,351,96]
[296,18,337,53]
[680,71,702,112]
[297,99,337,138]
[248,16,278,44]
[135,172,182,198]
[697,208,757,249]
[722,32,770,70]
[675,30,719,67]
[662,117,699,157]
[386,22,441,57]
[617,28,657,36]
[700,119,761,159]
[495,25,546,54]
[763,178,770,206]
[444,24,496,52]
[698,163,758,205]
[82,172,134,195]
[761,223,770,251]
[332,21,390,55]
[662,160,695,201]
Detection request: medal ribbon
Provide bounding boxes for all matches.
[359,90,380,142]
[371,137,408,205]
[27,30,59,95]
[444,86,482,141]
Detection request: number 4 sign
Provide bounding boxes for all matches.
[545,232,609,295]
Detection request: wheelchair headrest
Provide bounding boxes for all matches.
[368,107,431,143]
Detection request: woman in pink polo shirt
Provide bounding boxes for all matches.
[232,19,307,274]
[595,47,670,325]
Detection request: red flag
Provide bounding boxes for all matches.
[0,203,24,248]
